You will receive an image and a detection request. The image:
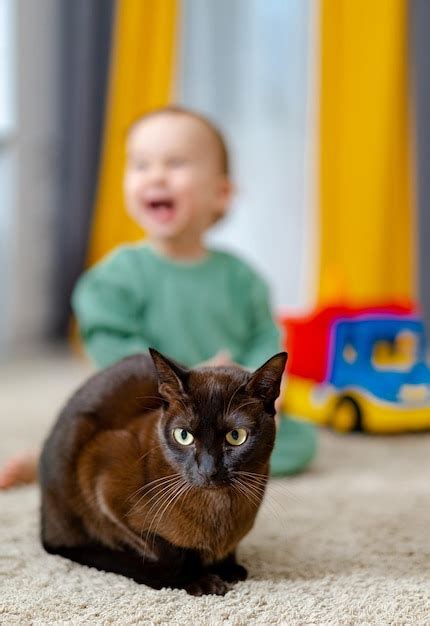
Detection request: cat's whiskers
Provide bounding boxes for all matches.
[233,470,268,483]
[231,478,260,511]
[236,470,267,478]
[234,472,269,493]
[233,478,286,533]
[267,480,304,506]
[138,477,185,538]
[126,474,182,516]
[238,477,272,498]
[137,478,186,562]
[234,471,288,508]
[127,474,180,510]
[148,481,193,555]
[134,477,185,523]
[141,477,185,516]
[233,475,264,497]
[235,477,268,511]
[252,483,298,533]
[238,470,304,506]
[140,478,190,561]
[128,471,180,501]
[234,473,267,487]
[234,475,289,532]
[257,482,303,520]
[233,475,277,517]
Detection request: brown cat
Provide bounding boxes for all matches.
[40,349,287,595]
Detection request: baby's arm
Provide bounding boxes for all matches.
[72,251,151,369]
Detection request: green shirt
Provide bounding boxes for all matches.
[72,243,281,370]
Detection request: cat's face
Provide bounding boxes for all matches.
[150,350,287,488]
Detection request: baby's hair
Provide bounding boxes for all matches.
[126,105,230,177]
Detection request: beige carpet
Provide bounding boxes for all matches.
[1,349,430,625]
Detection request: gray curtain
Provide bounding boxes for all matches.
[411,0,430,336]
[53,0,115,337]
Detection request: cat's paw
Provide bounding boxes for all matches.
[216,562,248,583]
[185,573,230,596]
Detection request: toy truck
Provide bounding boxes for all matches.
[281,304,430,433]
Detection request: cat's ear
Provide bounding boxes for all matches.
[149,348,189,400]
[245,352,288,413]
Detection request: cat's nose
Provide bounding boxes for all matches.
[197,450,217,480]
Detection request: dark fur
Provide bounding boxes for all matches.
[40,349,287,595]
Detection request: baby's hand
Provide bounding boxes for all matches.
[199,350,233,367]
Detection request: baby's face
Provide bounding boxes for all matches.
[124,113,231,242]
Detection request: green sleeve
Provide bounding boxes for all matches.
[239,270,282,370]
[71,249,150,368]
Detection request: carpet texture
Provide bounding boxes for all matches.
[1,350,429,624]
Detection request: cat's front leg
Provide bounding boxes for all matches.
[209,551,248,583]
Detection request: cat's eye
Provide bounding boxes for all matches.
[225,429,248,446]
[173,428,194,446]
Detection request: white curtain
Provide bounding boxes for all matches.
[178,0,317,313]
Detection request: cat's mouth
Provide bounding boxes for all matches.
[191,475,232,490]
[200,481,230,490]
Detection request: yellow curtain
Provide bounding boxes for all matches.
[318,0,415,304]
[87,0,178,266]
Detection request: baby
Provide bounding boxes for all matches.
[0,106,316,487]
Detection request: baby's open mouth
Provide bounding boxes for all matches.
[144,198,176,222]
[148,199,174,210]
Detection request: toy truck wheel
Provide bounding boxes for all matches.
[331,396,362,433]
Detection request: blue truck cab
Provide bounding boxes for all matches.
[326,315,430,431]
